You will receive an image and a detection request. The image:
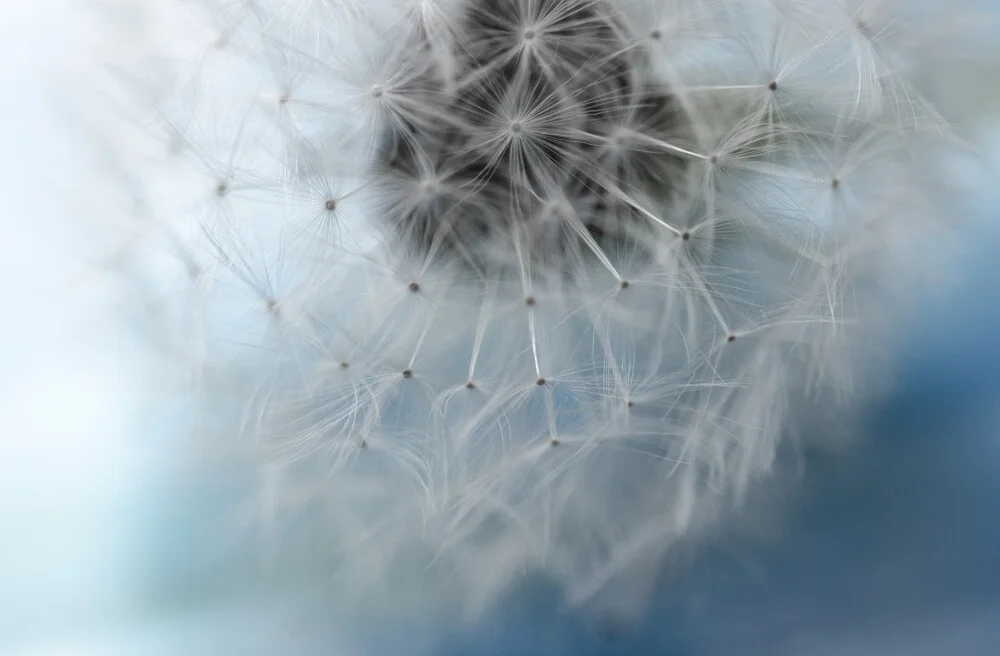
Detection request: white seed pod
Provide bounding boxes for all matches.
[84,0,993,625]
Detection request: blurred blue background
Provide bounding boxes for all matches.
[1,2,999,654]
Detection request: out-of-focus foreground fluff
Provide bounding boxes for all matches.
[71,0,993,631]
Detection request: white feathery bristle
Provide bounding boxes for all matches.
[80,0,991,624]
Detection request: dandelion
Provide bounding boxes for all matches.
[88,0,988,628]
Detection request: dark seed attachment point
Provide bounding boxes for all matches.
[681,232,691,241]
[768,80,778,91]
[465,381,476,389]
[524,296,537,307]
[324,199,337,211]
[619,279,630,289]
[727,334,737,342]
[408,281,421,292]
[831,178,840,189]
[536,377,547,386]
[549,438,560,446]
[402,368,413,378]
[340,361,350,370]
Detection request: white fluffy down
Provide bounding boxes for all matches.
[87,0,987,620]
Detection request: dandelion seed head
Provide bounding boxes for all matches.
[91,0,987,623]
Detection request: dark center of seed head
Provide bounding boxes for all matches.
[374,0,689,269]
